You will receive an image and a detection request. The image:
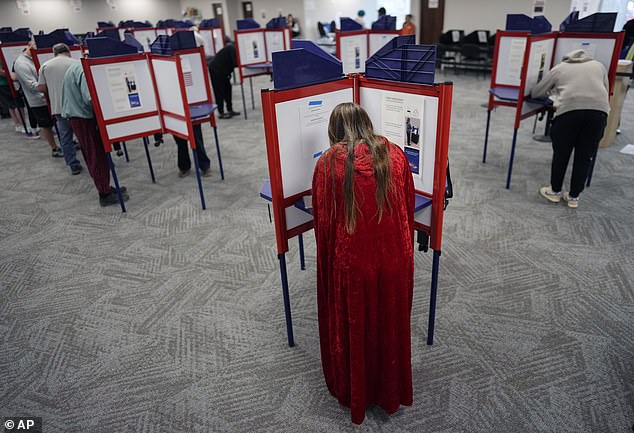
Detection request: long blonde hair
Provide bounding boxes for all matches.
[326,102,392,233]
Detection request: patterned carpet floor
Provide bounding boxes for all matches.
[0,73,633,433]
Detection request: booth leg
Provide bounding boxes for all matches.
[240,82,248,120]
[17,108,29,134]
[505,128,518,190]
[278,253,295,347]
[483,110,491,163]
[142,136,156,183]
[267,204,272,223]
[213,126,225,180]
[427,249,441,345]
[122,141,130,162]
[191,147,207,210]
[532,114,538,134]
[106,153,126,213]
[249,77,255,110]
[586,150,598,187]
[298,234,306,271]
[54,121,62,143]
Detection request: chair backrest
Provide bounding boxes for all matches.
[317,22,327,38]
[460,43,482,59]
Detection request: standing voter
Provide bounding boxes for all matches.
[312,103,415,424]
[61,61,129,207]
[13,41,63,157]
[37,43,83,175]
[208,40,240,119]
[531,49,609,209]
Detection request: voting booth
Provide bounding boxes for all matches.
[260,39,452,347]
[482,13,624,189]
[0,31,33,132]
[198,19,225,57]
[234,19,291,119]
[32,30,84,71]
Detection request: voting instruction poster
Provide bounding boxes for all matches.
[106,64,142,112]
[381,93,424,175]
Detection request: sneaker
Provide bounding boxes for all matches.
[70,165,82,175]
[539,186,562,203]
[24,131,40,139]
[15,125,26,134]
[99,191,129,207]
[52,148,64,158]
[228,111,241,117]
[563,192,579,208]
[201,168,212,177]
[178,169,190,178]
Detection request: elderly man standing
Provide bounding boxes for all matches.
[13,40,63,157]
[37,43,82,175]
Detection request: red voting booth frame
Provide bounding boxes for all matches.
[262,75,452,347]
[234,28,291,119]
[0,41,32,133]
[335,29,403,59]
[483,30,625,189]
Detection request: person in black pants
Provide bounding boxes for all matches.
[531,49,609,209]
[173,124,211,178]
[209,40,240,119]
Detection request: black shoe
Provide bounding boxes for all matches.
[228,111,241,117]
[71,165,82,175]
[99,191,129,207]
[218,112,231,119]
[52,148,64,158]
[116,149,124,157]
[153,134,163,147]
[110,185,127,194]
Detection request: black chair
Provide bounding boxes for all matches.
[317,22,327,38]
[460,43,488,78]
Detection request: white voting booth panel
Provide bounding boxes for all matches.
[178,52,207,104]
[340,34,368,74]
[1,44,29,89]
[368,33,398,58]
[275,87,353,230]
[151,58,190,137]
[554,37,616,71]
[132,29,158,52]
[89,59,160,140]
[522,37,555,115]
[265,31,286,63]
[237,32,266,65]
[495,36,527,87]
[200,28,224,57]
[35,49,83,69]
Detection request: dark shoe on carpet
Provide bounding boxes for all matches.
[178,169,190,178]
[110,186,127,194]
[116,149,124,157]
[52,148,64,158]
[228,111,241,117]
[202,168,212,177]
[218,113,231,119]
[71,165,82,175]
[99,191,129,207]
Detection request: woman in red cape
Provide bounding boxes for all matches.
[312,103,415,424]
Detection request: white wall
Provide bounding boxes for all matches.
[0,0,182,34]
[443,0,572,33]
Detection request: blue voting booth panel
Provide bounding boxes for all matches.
[97,21,114,28]
[200,18,219,28]
[506,14,552,34]
[559,12,617,33]
[272,40,343,90]
[0,29,31,43]
[86,37,138,58]
[371,15,397,31]
[96,28,120,41]
[340,17,363,32]
[150,35,171,55]
[267,17,287,29]
[150,33,197,55]
[124,34,144,52]
[35,29,81,48]
[237,19,261,30]
[365,36,435,85]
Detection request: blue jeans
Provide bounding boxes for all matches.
[55,115,81,169]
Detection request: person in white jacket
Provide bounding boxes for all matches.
[531,49,609,209]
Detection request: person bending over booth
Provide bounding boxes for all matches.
[208,40,240,119]
[61,62,129,207]
[312,103,415,424]
[37,43,83,175]
[13,41,63,157]
[531,49,609,209]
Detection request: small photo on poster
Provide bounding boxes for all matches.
[125,72,141,108]
[404,147,420,174]
[107,64,142,112]
[404,113,421,149]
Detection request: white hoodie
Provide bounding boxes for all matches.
[531,49,609,117]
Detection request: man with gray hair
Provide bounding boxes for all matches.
[37,43,82,175]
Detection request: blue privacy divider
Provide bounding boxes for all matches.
[0,29,32,43]
[86,37,138,58]
[97,21,114,28]
[170,31,197,50]
[150,35,171,55]
[124,34,144,52]
[272,40,343,90]
[371,15,397,31]
[559,12,617,33]
[237,19,261,30]
[200,18,219,29]
[34,29,80,48]
[96,28,120,41]
[267,17,287,29]
[340,18,363,32]
[506,14,552,34]
[365,36,436,85]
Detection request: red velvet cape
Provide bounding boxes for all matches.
[312,137,415,424]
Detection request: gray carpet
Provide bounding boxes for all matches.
[1,73,633,433]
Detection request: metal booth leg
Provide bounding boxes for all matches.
[142,136,156,183]
[191,147,207,210]
[427,250,441,345]
[278,253,295,347]
[17,108,29,133]
[249,77,255,110]
[122,141,130,162]
[505,128,519,189]
[483,109,492,163]
[213,126,225,180]
[240,82,248,120]
[298,234,306,271]
[106,152,126,213]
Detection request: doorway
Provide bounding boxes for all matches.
[419,0,445,44]
[212,2,224,30]
[242,1,254,19]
